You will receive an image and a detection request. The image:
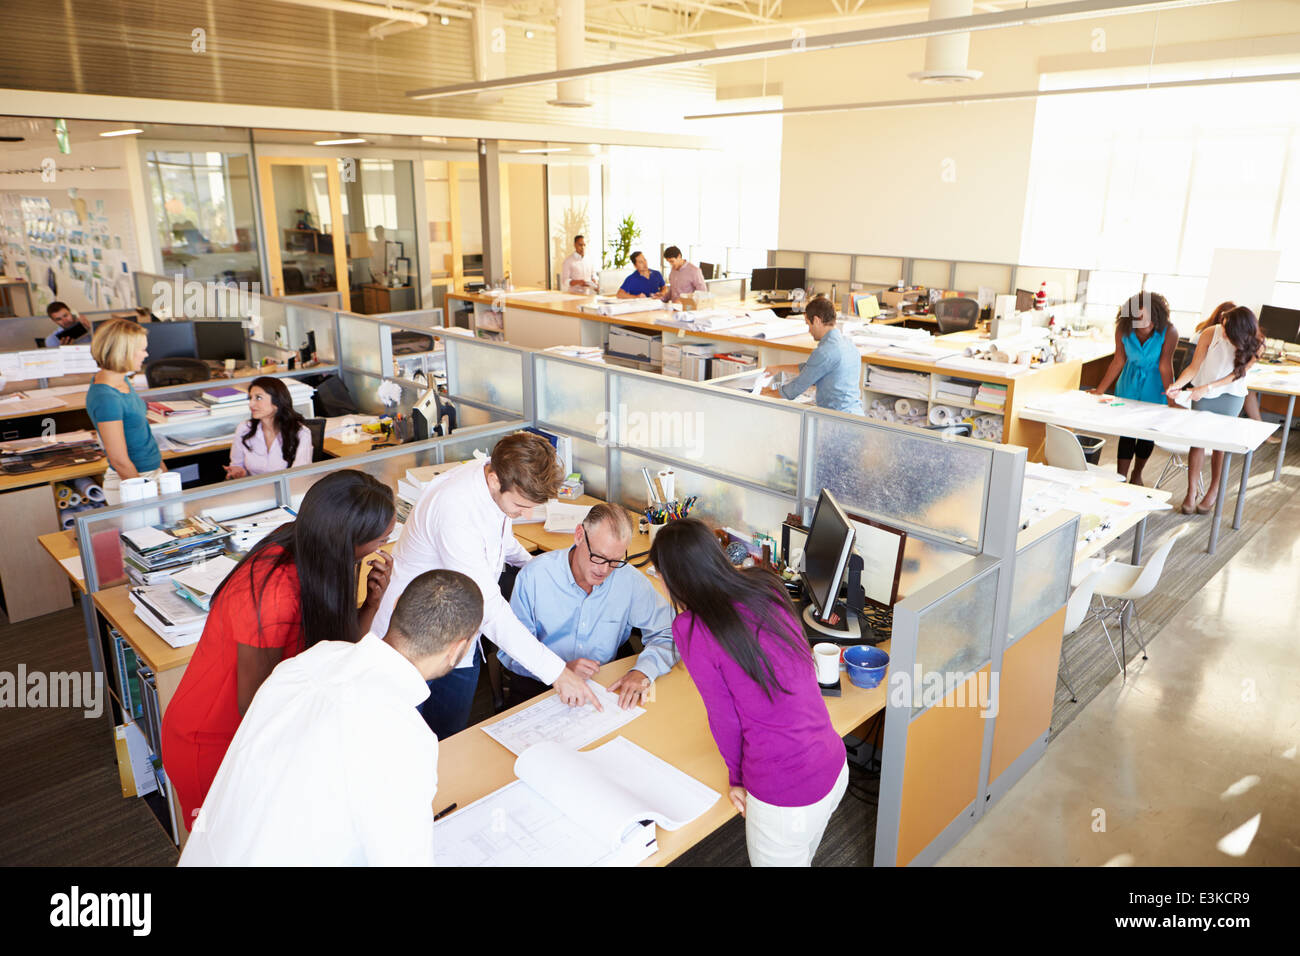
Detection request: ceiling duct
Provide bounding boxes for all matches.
[909,0,982,83]
[548,0,593,107]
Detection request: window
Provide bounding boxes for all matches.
[146,151,260,285]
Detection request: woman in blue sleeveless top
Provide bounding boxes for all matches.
[1090,292,1177,485]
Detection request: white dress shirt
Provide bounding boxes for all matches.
[371,460,566,684]
[561,252,597,294]
[229,423,314,476]
[179,634,437,866]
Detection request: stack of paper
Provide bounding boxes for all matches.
[543,500,592,533]
[935,377,982,405]
[584,297,666,317]
[743,318,809,340]
[146,399,210,423]
[129,585,207,646]
[171,555,240,611]
[864,367,930,400]
[220,506,296,553]
[974,383,1008,410]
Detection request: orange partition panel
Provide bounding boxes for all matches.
[896,665,990,866]
[989,606,1066,785]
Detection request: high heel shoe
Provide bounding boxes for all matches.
[1180,501,1197,515]
[1195,493,1217,515]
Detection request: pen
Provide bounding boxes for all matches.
[434,802,457,821]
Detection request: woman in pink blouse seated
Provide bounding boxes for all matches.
[223,377,313,479]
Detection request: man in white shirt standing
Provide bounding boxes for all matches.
[179,569,482,866]
[372,432,600,738]
[560,234,598,295]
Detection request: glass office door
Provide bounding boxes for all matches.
[257,157,351,311]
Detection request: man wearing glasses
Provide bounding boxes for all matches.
[500,503,677,710]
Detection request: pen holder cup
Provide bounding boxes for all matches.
[648,520,668,546]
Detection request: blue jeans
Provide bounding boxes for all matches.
[419,654,481,739]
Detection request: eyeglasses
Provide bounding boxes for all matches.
[580,537,628,569]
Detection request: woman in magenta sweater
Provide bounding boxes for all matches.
[650,519,848,867]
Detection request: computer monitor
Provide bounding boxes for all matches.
[1258,304,1300,344]
[144,321,198,361]
[1015,288,1037,312]
[194,320,248,362]
[462,254,484,273]
[800,489,856,624]
[777,267,807,292]
[846,512,907,609]
[699,262,716,280]
[750,267,778,293]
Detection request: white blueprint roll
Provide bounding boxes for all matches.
[73,477,106,502]
[894,398,913,417]
[929,405,956,426]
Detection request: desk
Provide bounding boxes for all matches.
[1246,362,1300,482]
[38,529,86,593]
[1017,391,1276,554]
[1021,464,1172,564]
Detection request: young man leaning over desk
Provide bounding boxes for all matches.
[180,570,482,866]
[502,503,678,710]
[761,295,865,415]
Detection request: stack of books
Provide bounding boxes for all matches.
[935,377,982,406]
[145,399,210,424]
[121,516,232,587]
[974,383,1008,411]
[129,585,207,647]
[199,386,247,408]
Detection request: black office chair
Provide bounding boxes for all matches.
[303,418,327,462]
[283,267,306,294]
[932,297,981,334]
[143,357,210,388]
[699,262,716,280]
[313,374,360,417]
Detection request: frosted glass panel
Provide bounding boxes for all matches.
[1008,520,1075,643]
[953,263,1013,295]
[773,250,805,268]
[537,356,606,437]
[440,427,521,463]
[288,304,339,362]
[913,568,998,715]
[615,376,800,494]
[571,435,607,498]
[446,339,525,413]
[808,253,851,282]
[913,259,952,288]
[339,314,384,375]
[812,416,991,545]
[1016,267,1078,303]
[855,256,905,285]
[285,447,442,510]
[613,450,793,541]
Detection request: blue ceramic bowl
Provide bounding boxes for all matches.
[843,646,889,689]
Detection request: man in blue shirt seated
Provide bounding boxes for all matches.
[762,295,865,415]
[501,503,677,710]
[44,301,92,348]
[615,251,667,300]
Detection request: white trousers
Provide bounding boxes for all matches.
[744,760,849,867]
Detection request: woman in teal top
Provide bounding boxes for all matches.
[86,318,165,504]
[1090,292,1178,485]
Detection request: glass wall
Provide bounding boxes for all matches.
[341,158,419,295]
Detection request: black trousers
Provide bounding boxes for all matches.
[1117,436,1154,461]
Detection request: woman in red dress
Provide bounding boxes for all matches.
[161,469,397,830]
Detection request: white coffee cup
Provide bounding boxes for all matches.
[814,642,841,685]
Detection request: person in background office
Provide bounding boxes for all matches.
[180,570,482,866]
[663,246,707,302]
[649,519,849,867]
[502,503,677,710]
[161,470,396,830]
[761,295,865,415]
[1166,304,1264,514]
[86,319,164,505]
[1194,302,1276,442]
[223,376,313,479]
[370,432,601,739]
[44,300,92,346]
[615,251,666,299]
[560,234,598,295]
[1089,292,1178,485]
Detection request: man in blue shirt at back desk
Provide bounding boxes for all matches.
[502,503,677,710]
[762,295,865,415]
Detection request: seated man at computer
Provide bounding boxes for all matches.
[663,246,708,302]
[44,301,92,347]
[502,503,677,710]
[762,295,865,415]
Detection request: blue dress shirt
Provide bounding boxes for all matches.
[619,270,665,298]
[502,548,678,682]
[778,326,864,414]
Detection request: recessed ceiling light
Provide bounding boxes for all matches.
[314,137,367,145]
[525,30,535,39]
[440,15,450,25]
[421,136,449,144]
[516,147,570,154]
[99,128,143,137]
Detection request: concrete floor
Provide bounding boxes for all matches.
[941,492,1300,866]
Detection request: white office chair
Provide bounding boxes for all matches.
[1059,557,1116,702]
[1091,524,1190,681]
[1045,423,1126,482]
[1152,441,1205,499]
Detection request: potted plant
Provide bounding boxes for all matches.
[599,214,639,293]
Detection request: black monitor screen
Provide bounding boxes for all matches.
[751,267,778,292]
[144,321,197,361]
[699,262,716,280]
[194,321,248,362]
[800,490,855,619]
[1015,288,1037,311]
[1259,305,1300,344]
[777,268,807,292]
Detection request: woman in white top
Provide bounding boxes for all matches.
[1166,304,1263,514]
[224,376,313,479]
